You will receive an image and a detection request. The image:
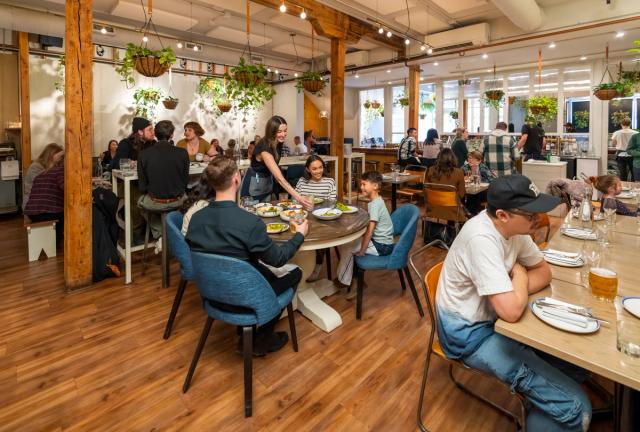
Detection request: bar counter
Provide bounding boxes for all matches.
[353,147,398,172]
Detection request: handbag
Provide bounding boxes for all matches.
[423,219,457,246]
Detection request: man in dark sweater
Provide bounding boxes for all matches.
[137,120,189,240]
[186,157,309,355]
[517,121,546,161]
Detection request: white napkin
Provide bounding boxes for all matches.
[543,249,580,258]
[259,261,300,279]
[540,308,589,328]
[562,228,597,240]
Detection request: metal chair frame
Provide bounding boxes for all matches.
[423,182,467,237]
[408,241,527,432]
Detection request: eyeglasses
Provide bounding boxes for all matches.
[507,209,537,221]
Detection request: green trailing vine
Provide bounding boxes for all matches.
[224,57,275,114]
[54,55,65,94]
[393,91,409,107]
[133,87,163,120]
[420,93,435,112]
[197,77,232,117]
[523,96,557,122]
[482,89,505,111]
[115,43,177,88]
[573,110,590,130]
[295,71,326,96]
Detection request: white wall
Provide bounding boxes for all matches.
[305,86,360,142]
[272,82,304,141]
[29,56,273,158]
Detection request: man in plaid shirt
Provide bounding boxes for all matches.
[483,122,517,177]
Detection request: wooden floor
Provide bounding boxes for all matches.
[0,210,613,431]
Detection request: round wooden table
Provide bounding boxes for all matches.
[269,209,369,332]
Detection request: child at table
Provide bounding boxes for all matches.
[462,151,496,184]
[588,175,636,216]
[334,171,394,289]
[297,155,337,281]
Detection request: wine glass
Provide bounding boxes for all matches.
[569,194,582,219]
[602,198,617,226]
[581,241,600,284]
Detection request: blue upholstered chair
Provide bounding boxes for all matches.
[353,204,424,320]
[183,251,299,417]
[163,211,193,339]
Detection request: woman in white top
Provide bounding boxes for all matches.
[612,117,638,181]
[181,174,215,235]
[422,128,441,167]
[295,155,337,200]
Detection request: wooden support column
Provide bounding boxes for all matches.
[330,38,345,201]
[408,65,420,136]
[18,32,31,175]
[64,0,93,290]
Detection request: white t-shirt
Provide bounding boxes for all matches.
[294,142,308,155]
[181,200,210,235]
[612,128,638,151]
[435,211,543,323]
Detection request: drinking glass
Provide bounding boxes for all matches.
[589,267,618,302]
[119,158,133,176]
[302,194,315,212]
[291,210,306,233]
[581,241,600,284]
[570,194,582,219]
[602,198,617,226]
[615,297,640,357]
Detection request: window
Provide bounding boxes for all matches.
[391,86,406,143]
[565,97,590,132]
[418,83,436,141]
[608,98,634,133]
[464,78,480,133]
[443,80,458,133]
[359,88,384,145]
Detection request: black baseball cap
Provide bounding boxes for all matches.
[488,174,560,213]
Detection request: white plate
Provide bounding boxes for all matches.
[543,255,585,267]
[561,229,597,240]
[617,192,635,199]
[622,297,640,319]
[336,204,358,214]
[255,204,283,218]
[266,222,289,234]
[572,213,605,221]
[530,303,600,334]
[312,208,343,220]
[280,209,308,222]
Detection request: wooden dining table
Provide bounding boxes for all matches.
[381,172,419,212]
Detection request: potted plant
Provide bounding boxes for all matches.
[593,82,621,100]
[627,38,640,54]
[116,43,176,87]
[162,96,179,110]
[611,110,632,128]
[449,111,458,120]
[197,77,234,116]
[394,91,409,108]
[573,110,590,130]
[54,55,65,94]
[133,87,163,120]
[526,95,557,121]
[378,105,384,117]
[363,100,372,109]
[621,71,640,93]
[482,89,505,111]
[371,100,381,110]
[224,58,275,114]
[295,71,326,95]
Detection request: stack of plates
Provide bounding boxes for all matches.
[542,249,584,267]
[561,227,597,240]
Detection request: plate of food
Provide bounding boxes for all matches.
[312,208,343,220]
[266,222,289,234]
[336,202,358,214]
[255,204,283,218]
[313,197,325,205]
[280,209,308,222]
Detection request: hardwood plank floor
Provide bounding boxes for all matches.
[0,212,613,431]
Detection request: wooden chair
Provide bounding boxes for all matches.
[530,213,551,249]
[397,165,427,204]
[423,183,468,237]
[408,241,526,432]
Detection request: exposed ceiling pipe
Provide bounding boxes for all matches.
[490,0,544,32]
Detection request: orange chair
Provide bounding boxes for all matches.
[408,241,526,432]
[423,183,468,237]
[530,213,551,250]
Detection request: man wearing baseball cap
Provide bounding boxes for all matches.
[435,174,592,431]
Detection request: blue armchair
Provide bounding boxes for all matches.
[183,251,299,417]
[354,204,424,320]
[163,211,194,339]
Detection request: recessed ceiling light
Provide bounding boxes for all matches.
[486,69,492,72]
[386,31,392,38]
[405,38,410,45]
[433,62,439,66]
[378,27,384,34]
[300,10,306,19]
[616,31,625,38]
[387,81,392,84]
[279,2,286,13]
[548,42,556,48]
[177,42,183,49]
[482,53,488,59]
[386,69,391,73]
[427,48,433,54]
[580,55,587,60]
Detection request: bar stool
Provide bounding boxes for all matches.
[140,207,172,288]
[365,160,380,172]
[383,162,396,172]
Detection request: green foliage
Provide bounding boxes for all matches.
[573,110,589,130]
[482,89,505,111]
[420,93,436,112]
[393,91,409,107]
[628,39,640,54]
[449,111,458,120]
[197,77,231,117]
[115,43,177,88]
[295,71,326,95]
[524,95,557,122]
[611,110,631,127]
[54,55,65,94]
[133,87,163,120]
[224,57,275,114]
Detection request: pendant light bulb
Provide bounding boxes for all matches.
[279,2,286,13]
[300,10,306,19]
[386,30,392,38]
[378,27,384,34]
[177,42,183,49]
[100,27,107,34]
[404,38,410,45]
[427,47,433,54]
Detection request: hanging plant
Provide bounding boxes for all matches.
[420,93,436,112]
[295,71,326,95]
[133,87,163,120]
[627,38,640,54]
[449,111,458,120]
[393,91,409,107]
[611,110,631,127]
[53,55,65,94]
[370,100,382,110]
[115,43,176,88]
[525,96,557,121]
[378,104,384,117]
[482,89,505,111]
[363,100,372,109]
[197,76,233,117]
[573,110,590,130]
[162,96,179,110]
[593,82,623,100]
[620,71,640,93]
[224,57,275,114]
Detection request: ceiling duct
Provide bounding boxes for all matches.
[425,23,490,52]
[490,0,543,32]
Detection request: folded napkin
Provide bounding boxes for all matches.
[561,228,597,240]
[543,249,580,258]
[539,307,589,328]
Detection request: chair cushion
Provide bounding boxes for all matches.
[355,254,392,270]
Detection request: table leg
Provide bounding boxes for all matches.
[124,178,132,284]
[391,183,397,212]
[347,157,353,204]
[289,250,343,333]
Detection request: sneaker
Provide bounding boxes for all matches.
[333,277,351,291]
[154,237,162,255]
[306,264,322,282]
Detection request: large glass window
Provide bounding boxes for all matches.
[565,97,590,132]
[443,80,458,133]
[418,82,436,141]
[464,78,481,133]
[359,88,384,145]
[608,98,634,133]
[391,86,406,143]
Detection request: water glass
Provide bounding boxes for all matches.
[119,158,134,176]
[602,198,617,226]
[615,297,640,357]
[302,194,315,211]
[581,242,600,284]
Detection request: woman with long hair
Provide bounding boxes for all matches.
[23,143,63,210]
[24,153,65,243]
[248,115,311,207]
[422,128,441,167]
[100,139,118,170]
[426,148,466,199]
[451,127,469,168]
[180,173,216,235]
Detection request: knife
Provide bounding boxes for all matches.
[535,301,610,324]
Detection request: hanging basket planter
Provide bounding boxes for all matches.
[134,56,169,78]
[594,88,619,101]
[217,101,232,112]
[450,111,459,120]
[371,101,381,110]
[363,101,371,109]
[234,71,263,86]
[302,79,325,93]
[484,90,504,101]
[398,97,409,107]
[529,105,548,115]
[162,98,179,110]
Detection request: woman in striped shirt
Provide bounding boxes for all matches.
[295,155,336,200]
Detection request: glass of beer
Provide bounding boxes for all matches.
[589,267,618,301]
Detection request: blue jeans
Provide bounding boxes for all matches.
[438,308,592,431]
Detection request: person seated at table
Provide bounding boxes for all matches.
[24,153,65,244]
[398,127,421,168]
[109,117,155,170]
[209,138,223,156]
[246,140,256,160]
[421,128,441,167]
[462,151,495,184]
[249,115,310,207]
[304,130,316,154]
[276,140,291,158]
[99,139,118,171]
[334,171,394,290]
[224,139,238,159]
[588,174,636,216]
[23,143,63,210]
[137,120,189,244]
[426,148,465,200]
[295,155,337,282]
[176,122,215,162]
[451,127,469,168]
[293,135,307,155]
[180,173,215,235]
[436,174,592,432]
[186,157,309,355]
